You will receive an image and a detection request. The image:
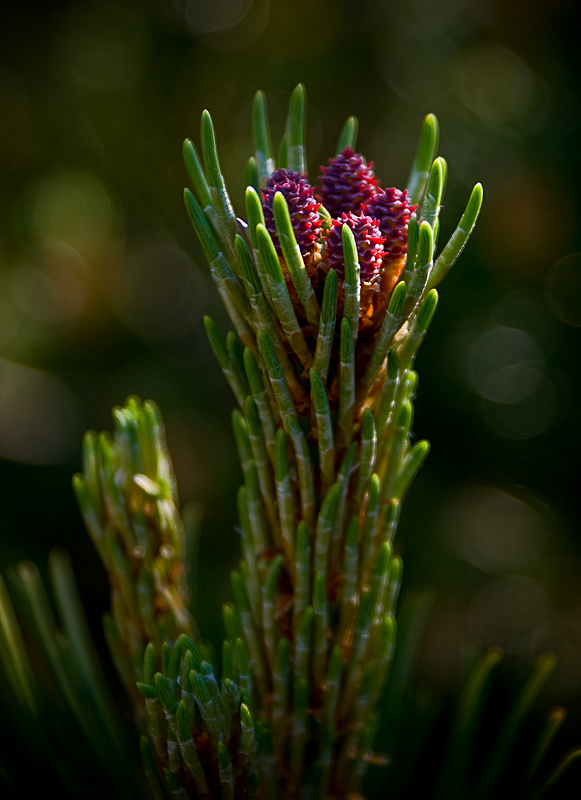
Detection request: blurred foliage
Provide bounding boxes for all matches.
[1,0,580,773]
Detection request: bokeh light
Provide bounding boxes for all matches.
[172,0,255,36]
[467,573,550,647]
[109,234,207,343]
[0,358,79,464]
[545,252,581,327]
[469,326,543,403]
[30,170,116,251]
[443,483,550,574]
[58,5,148,93]
[457,44,540,128]
[10,242,89,328]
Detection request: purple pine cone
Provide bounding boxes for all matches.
[364,188,416,261]
[262,169,321,257]
[321,212,385,282]
[318,147,380,217]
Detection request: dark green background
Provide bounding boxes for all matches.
[1,0,580,757]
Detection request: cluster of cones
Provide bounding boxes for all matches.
[261,147,416,334]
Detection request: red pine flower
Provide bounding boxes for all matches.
[319,147,380,217]
[321,212,385,282]
[262,169,321,257]
[364,188,416,261]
